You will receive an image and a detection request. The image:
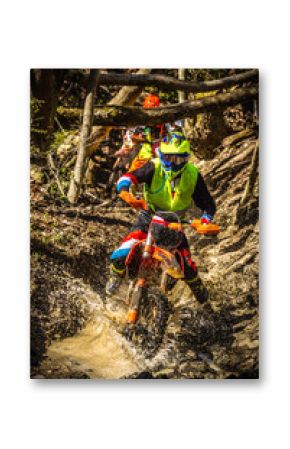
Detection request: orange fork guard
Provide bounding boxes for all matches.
[136,278,145,287]
[127,278,145,324]
[127,310,138,324]
[191,219,220,235]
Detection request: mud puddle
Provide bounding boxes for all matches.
[43,294,146,379]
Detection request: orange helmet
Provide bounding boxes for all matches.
[143,94,160,108]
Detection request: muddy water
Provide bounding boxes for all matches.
[42,286,205,379]
[45,296,146,379]
[40,279,257,379]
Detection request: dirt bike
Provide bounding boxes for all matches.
[119,200,220,357]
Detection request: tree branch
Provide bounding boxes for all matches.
[98,69,258,93]
[47,153,65,197]
[88,86,258,127]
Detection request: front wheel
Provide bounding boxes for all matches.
[123,286,170,358]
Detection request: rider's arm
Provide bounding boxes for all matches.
[116,161,155,193]
[192,173,216,219]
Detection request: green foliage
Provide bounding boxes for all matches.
[187,69,238,82]
[30,97,44,119]
[30,97,47,135]
[48,181,68,201]
[50,130,75,152]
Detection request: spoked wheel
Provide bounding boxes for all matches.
[123,287,170,358]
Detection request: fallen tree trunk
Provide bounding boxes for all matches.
[98,69,258,93]
[58,85,258,127]
[67,70,99,204]
[88,86,258,127]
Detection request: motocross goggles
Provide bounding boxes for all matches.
[158,150,189,172]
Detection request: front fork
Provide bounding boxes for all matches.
[126,230,153,324]
[127,277,145,324]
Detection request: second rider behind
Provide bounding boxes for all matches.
[114,94,165,171]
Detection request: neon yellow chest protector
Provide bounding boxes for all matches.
[144,158,199,212]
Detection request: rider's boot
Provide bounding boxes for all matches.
[105,266,125,296]
[187,275,208,304]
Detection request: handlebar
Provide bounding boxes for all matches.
[189,219,220,235]
[174,219,220,235]
[119,191,220,235]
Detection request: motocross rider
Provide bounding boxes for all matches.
[106,132,216,304]
[114,94,165,171]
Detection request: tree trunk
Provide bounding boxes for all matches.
[67,70,99,204]
[178,68,191,136]
[178,68,186,103]
[31,69,65,151]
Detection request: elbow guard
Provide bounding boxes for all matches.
[116,175,132,193]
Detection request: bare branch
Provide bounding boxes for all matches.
[47,153,65,196]
[98,69,258,93]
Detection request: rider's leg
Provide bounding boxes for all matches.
[178,236,208,304]
[105,264,125,295]
[106,230,146,295]
[110,229,147,273]
[106,211,151,295]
